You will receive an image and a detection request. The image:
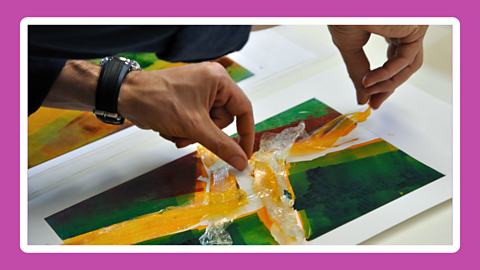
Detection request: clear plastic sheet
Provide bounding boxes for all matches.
[250,123,307,244]
[197,146,241,245]
[199,217,235,245]
[247,106,371,244]
[197,144,221,169]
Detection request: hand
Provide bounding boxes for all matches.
[118,62,255,170]
[328,25,428,109]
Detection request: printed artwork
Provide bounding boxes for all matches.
[28,53,254,168]
[290,138,444,240]
[45,98,444,245]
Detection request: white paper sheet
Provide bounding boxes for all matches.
[230,28,325,92]
[247,65,452,245]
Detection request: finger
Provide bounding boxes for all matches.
[385,37,401,47]
[363,40,422,87]
[364,65,412,97]
[210,106,234,129]
[175,138,195,148]
[387,42,398,60]
[175,106,236,148]
[235,109,255,159]
[339,49,371,105]
[214,75,255,159]
[365,45,423,96]
[159,133,176,143]
[365,47,423,109]
[360,25,426,43]
[193,118,249,171]
[398,26,429,44]
[362,25,427,87]
[175,107,235,149]
[369,91,395,110]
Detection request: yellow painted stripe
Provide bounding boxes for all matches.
[62,189,248,245]
[28,107,82,135]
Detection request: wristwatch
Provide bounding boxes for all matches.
[93,56,141,125]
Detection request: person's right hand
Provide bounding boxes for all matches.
[117,62,255,171]
[328,25,428,109]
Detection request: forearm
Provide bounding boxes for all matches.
[42,60,101,112]
[40,59,254,170]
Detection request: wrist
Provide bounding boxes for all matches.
[93,56,141,125]
[117,69,172,130]
[117,70,142,120]
[46,60,101,111]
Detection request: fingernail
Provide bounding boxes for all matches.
[364,81,374,88]
[358,95,371,106]
[362,76,371,88]
[229,155,247,171]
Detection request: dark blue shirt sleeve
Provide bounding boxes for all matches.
[28,25,252,116]
[28,56,67,115]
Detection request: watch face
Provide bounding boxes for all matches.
[100,56,142,71]
[130,61,141,71]
[99,56,113,66]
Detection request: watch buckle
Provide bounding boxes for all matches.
[93,109,122,120]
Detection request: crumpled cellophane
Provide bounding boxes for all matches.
[196,146,242,245]
[62,106,372,245]
[250,123,308,244]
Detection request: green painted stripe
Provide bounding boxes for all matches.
[290,146,444,241]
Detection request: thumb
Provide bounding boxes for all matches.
[193,118,249,171]
[339,48,371,105]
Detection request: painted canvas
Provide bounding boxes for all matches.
[45,98,444,245]
[28,53,254,168]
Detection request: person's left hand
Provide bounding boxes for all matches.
[328,25,428,109]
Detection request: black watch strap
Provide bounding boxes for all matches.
[94,57,132,125]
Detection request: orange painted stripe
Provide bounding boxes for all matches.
[62,189,248,245]
[346,137,384,149]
